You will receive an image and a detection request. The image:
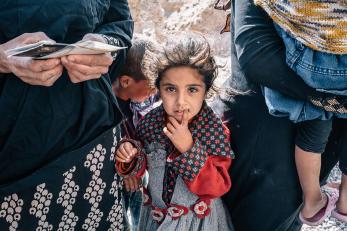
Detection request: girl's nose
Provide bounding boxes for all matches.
[176,92,186,106]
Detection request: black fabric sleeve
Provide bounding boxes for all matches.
[94,0,134,82]
[233,0,326,100]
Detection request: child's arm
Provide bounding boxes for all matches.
[114,139,147,179]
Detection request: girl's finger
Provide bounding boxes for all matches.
[181,109,189,126]
[124,142,137,157]
[167,116,180,128]
[116,149,129,162]
[166,122,176,133]
[163,127,173,140]
[115,155,127,163]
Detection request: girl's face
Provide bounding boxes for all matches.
[159,66,206,122]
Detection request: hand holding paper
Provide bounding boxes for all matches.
[0,32,63,86]
[61,33,120,83]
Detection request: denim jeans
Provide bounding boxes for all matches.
[263,24,347,123]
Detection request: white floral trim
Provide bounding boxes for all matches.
[151,208,165,223]
[0,194,24,231]
[82,144,107,230]
[29,183,53,230]
[57,166,79,231]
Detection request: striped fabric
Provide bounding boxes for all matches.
[254,0,347,54]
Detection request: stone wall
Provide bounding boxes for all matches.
[128,0,231,85]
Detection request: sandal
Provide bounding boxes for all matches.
[299,192,338,226]
[331,209,347,223]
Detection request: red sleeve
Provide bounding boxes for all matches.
[185,155,232,199]
[115,154,146,178]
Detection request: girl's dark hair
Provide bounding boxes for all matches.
[149,33,219,98]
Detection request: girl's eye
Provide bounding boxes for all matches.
[188,87,198,93]
[165,86,176,93]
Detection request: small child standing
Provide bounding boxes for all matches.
[112,37,161,231]
[115,33,235,230]
[255,0,347,226]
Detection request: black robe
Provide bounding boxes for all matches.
[210,0,345,230]
[0,0,133,230]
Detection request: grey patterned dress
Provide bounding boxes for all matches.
[138,142,234,231]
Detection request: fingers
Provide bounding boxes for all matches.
[166,122,176,133]
[61,55,111,83]
[31,58,62,72]
[12,57,61,72]
[9,57,63,86]
[116,142,137,163]
[181,109,189,125]
[2,32,54,51]
[66,53,113,67]
[20,32,55,44]
[167,116,180,128]
[163,126,173,140]
[82,33,105,43]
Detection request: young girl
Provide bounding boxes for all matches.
[254,0,347,226]
[115,33,235,230]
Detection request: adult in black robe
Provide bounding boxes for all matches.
[211,0,346,230]
[0,0,133,230]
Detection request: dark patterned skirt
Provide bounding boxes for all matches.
[0,125,127,231]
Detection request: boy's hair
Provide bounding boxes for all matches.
[119,36,160,85]
[149,33,218,98]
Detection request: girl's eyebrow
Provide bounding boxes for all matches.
[161,83,176,86]
[187,84,203,87]
[161,83,204,87]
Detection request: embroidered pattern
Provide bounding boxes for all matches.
[0,194,24,231]
[167,204,189,220]
[136,103,233,203]
[110,127,122,162]
[29,183,53,230]
[82,144,107,230]
[191,199,211,219]
[57,166,79,231]
[0,128,124,230]
[172,140,208,181]
[151,207,165,223]
[106,173,125,231]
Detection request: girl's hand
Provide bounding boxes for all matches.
[61,33,113,83]
[0,32,63,86]
[124,176,141,192]
[163,109,193,153]
[115,141,138,163]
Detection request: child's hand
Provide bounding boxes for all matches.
[124,176,141,192]
[163,109,193,153]
[115,142,138,163]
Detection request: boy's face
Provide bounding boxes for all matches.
[159,66,206,122]
[120,76,154,102]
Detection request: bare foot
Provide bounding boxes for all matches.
[301,193,328,219]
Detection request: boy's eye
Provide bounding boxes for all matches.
[165,86,176,93]
[188,87,198,93]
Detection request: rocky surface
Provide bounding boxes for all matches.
[128,1,344,230]
[128,0,231,86]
